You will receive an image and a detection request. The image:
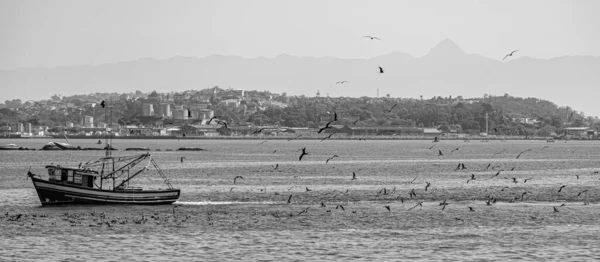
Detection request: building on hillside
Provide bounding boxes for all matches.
[24,122,32,134]
[172,108,189,120]
[219,99,240,108]
[157,103,171,117]
[190,109,214,120]
[563,127,596,138]
[142,103,155,116]
[15,123,24,133]
[84,116,94,128]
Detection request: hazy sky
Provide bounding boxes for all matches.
[1,0,599,70]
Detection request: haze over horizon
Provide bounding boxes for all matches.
[1,0,599,117]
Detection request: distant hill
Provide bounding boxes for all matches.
[1,38,599,117]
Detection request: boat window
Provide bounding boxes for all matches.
[47,169,55,181]
[68,170,74,182]
[61,169,68,181]
[74,173,81,184]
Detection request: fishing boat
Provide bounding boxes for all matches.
[28,102,180,206]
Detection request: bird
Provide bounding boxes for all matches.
[455,218,465,223]
[274,163,279,170]
[576,175,579,180]
[97,140,102,145]
[325,155,339,164]
[384,104,398,113]
[512,178,518,184]
[576,190,589,197]
[501,186,509,191]
[516,149,532,159]
[450,147,460,154]
[207,116,221,124]
[336,81,349,84]
[384,206,391,212]
[468,207,475,212]
[252,128,266,135]
[299,148,309,161]
[492,149,507,157]
[100,100,106,108]
[233,176,244,184]
[428,144,436,150]
[287,194,293,204]
[438,150,443,156]
[215,120,228,128]
[180,157,186,163]
[553,206,559,213]
[351,172,357,180]
[524,178,532,183]
[305,187,311,192]
[433,137,439,143]
[353,118,360,125]
[296,207,310,216]
[502,50,519,61]
[425,182,432,191]
[321,202,326,207]
[378,66,384,74]
[483,163,491,171]
[318,121,334,133]
[336,205,345,211]
[333,112,338,121]
[321,133,335,142]
[363,36,381,40]
[558,185,566,193]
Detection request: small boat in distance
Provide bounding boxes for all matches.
[28,102,180,206]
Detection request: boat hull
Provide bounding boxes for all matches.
[30,177,180,206]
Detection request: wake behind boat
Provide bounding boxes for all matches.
[28,101,180,206]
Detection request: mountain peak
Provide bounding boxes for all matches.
[426,38,465,57]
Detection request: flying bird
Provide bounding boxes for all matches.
[100,100,106,108]
[450,147,460,153]
[384,104,398,113]
[558,185,566,193]
[428,144,436,150]
[325,155,339,163]
[306,187,311,192]
[433,137,439,143]
[468,207,475,212]
[207,116,222,124]
[318,121,334,133]
[502,50,519,61]
[351,172,357,180]
[353,118,360,125]
[523,178,532,183]
[274,163,279,170]
[321,133,335,142]
[384,206,391,212]
[483,163,491,171]
[298,147,309,161]
[336,205,345,211]
[553,206,559,213]
[233,176,244,184]
[438,150,443,156]
[363,36,381,40]
[287,194,293,204]
[336,81,349,84]
[425,182,432,191]
[180,157,186,163]
[252,128,266,135]
[378,66,384,74]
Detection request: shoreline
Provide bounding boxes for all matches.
[0,135,590,141]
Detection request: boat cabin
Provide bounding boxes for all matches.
[45,165,99,188]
